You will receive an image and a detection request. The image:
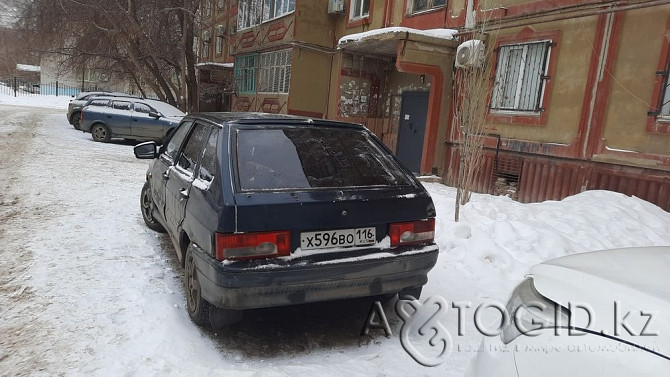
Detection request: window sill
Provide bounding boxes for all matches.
[237,25,258,32]
[347,15,371,28]
[405,6,447,18]
[490,109,542,117]
[263,10,295,24]
[646,116,670,134]
[488,109,546,126]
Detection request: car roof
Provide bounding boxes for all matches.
[187,112,365,130]
[78,91,141,98]
[86,95,138,102]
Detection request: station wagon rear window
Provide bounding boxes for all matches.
[236,127,413,191]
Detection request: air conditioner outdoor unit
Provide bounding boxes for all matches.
[99,73,110,82]
[328,0,345,14]
[455,40,485,68]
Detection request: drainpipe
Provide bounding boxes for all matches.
[465,0,475,29]
[582,11,615,159]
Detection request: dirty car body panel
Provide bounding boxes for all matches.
[137,112,439,316]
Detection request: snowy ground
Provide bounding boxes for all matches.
[0,92,73,109]
[0,96,669,376]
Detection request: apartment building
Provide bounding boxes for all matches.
[197,0,670,210]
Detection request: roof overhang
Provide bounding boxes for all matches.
[337,27,459,57]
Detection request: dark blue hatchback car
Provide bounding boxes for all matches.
[134,113,439,326]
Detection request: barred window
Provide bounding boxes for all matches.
[215,25,224,55]
[264,0,295,20]
[410,0,446,14]
[349,0,370,20]
[259,49,292,93]
[660,61,670,118]
[234,55,258,93]
[491,41,552,113]
[202,31,211,59]
[238,0,262,30]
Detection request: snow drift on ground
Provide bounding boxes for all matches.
[0,96,669,377]
[0,90,73,109]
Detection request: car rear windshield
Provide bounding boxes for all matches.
[236,127,413,191]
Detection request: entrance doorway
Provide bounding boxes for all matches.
[396,91,429,173]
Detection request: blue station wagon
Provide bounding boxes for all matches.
[80,97,185,143]
[134,113,439,326]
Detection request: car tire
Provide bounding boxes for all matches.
[91,123,111,142]
[70,112,81,130]
[140,181,166,233]
[185,245,211,326]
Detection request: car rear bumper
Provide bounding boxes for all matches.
[191,243,439,310]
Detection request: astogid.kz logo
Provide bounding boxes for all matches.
[395,296,453,367]
[360,293,660,368]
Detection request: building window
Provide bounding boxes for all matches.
[490,41,552,113]
[215,25,224,55]
[238,0,262,30]
[263,0,295,20]
[409,0,446,14]
[645,17,670,133]
[234,54,258,93]
[658,61,670,118]
[230,18,237,35]
[349,0,370,20]
[259,49,292,93]
[202,31,211,59]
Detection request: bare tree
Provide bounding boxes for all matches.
[16,0,200,110]
[0,0,38,76]
[453,1,499,222]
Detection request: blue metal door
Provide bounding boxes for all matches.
[396,92,429,173]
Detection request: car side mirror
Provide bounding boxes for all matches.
[149,111,161,119]
[134,141,158,159]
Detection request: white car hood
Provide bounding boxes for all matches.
[530,246,670,358]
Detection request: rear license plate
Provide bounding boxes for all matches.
[300,227,376,250]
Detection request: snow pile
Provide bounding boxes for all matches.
[425,182,670,293]
[0,91,72,109]
[421,183,670,374]
[16,64,42,72]
[338,27,458,46]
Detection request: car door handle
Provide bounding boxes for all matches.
[107,115,112,118]
[179,188,189,199]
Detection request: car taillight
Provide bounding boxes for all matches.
[389,219,435,247]
[215,231,291,261]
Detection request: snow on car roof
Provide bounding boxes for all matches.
[142,99,185,117]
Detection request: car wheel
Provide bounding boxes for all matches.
[70,112,81,130]
[185,245,211,326]
[140,181,166,233]
[91,123,111,142]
